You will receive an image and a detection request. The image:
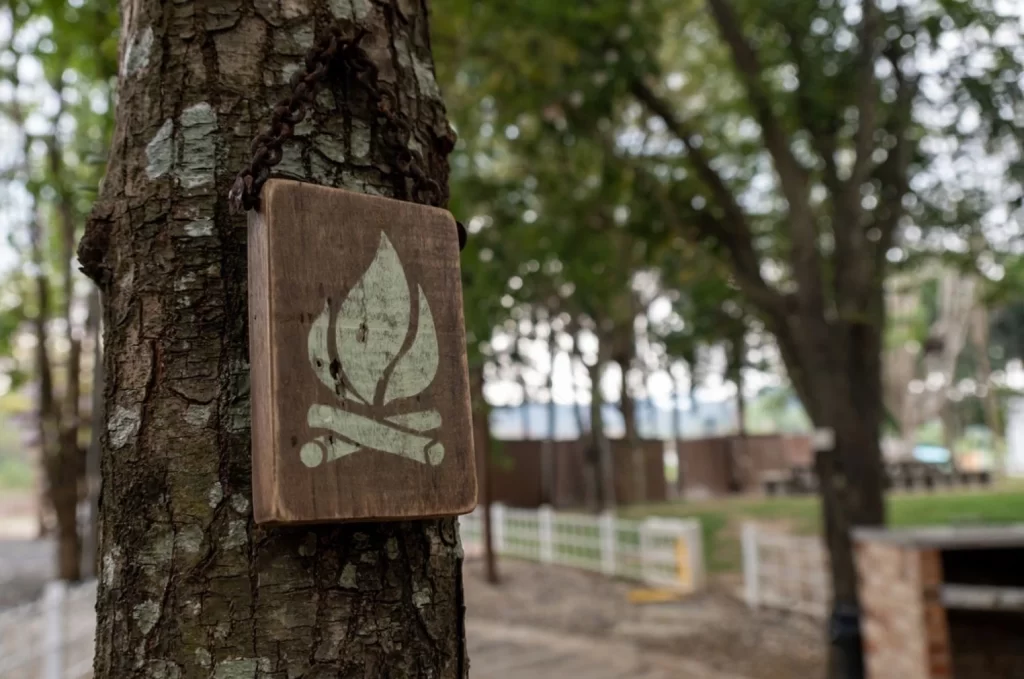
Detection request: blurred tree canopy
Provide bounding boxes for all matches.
[0,0,117,579]
[432,0,1023,644]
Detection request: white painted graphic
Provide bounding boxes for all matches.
[302,233,443,468]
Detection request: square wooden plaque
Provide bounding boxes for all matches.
[249,179,477,524]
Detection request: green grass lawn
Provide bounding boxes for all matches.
[0,455,34,490]
[622,482,1024,574]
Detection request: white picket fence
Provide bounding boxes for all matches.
[459,505,705,592]
[741,522,830,618]
[0,580,96,679]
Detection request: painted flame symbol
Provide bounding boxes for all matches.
[301,233,443,467]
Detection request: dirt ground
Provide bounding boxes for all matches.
[464,558,827,679]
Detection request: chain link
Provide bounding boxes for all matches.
[229,21,466,250]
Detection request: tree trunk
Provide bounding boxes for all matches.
[79,3,467,677]
[53,474,82,582]
[940,402,959,471]
[569,334,598,509]
[588,361,616,509]
[673,365,685,498]
[617,355,645,504]
[783,315,886,679]
[47,84,86,583]
[518,362,531,441]
[30,205,81,579]
[970,306,1002,462]
[540,332,557,505]
[471,369,499,585]
[82,289,104,580]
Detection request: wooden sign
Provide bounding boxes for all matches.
[248,179,477,524]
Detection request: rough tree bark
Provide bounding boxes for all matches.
[78,2,467,677]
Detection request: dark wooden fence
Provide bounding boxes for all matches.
[483,439,667,508]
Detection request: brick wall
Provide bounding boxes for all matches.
[855,540,951,679]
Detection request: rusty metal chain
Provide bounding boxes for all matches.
[229,21,466,250]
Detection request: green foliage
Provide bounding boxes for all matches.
[435,0,1023,422]
[0,0,115,384]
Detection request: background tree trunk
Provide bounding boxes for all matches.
[588,360,615,509]
[569,338,598,510]
[783,313,887,678]
[540,332,557,504]
[616,352,645,504]
[672,365,685,499]
[82,289,104,580]
[79,2,467,676]
[471,368,499,585]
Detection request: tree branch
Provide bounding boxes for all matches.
[630,79,751,233]
[849,0,882,195]
[704,0,824,316]
[628,81,792,326]
[776,16,844,201]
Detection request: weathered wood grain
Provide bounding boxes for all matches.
[249,179,477,523]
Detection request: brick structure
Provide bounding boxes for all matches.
[854,526,1024,679]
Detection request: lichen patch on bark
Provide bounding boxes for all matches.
[175,102,217,189]
[108,405,142,448]
[123,26,154,78]
[145,119,174,178]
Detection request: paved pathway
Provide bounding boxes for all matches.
[467,619,747,679]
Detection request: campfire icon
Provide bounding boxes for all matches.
[300,232,443,468]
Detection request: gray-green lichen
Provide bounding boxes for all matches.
[176,103,217,189]
[183,218,214,237]
[144,660,181,679]
[109,405,142,449]
[145,119,174,178]
[207,482,224,508]
[174,525,204,554]
[184,404,212,429]
[213,658,257,679]
[133,600,161,635]
[229,494,249,514]
[124,26,154,77]
[223,520,247,549]
[101,545,122,587]
[194,648,212,669]
[339,564,358,589]
[413,53,442,99]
